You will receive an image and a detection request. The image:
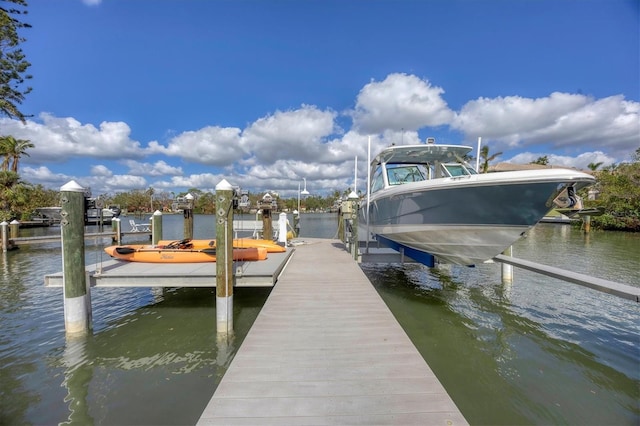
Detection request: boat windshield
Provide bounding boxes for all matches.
[442,163,478,176]
[387,164,426,185]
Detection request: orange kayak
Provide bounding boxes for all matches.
[157,238,286,253]
[104,244,267,263]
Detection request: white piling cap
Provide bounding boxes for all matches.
[216,179,233,190]
[60,180,85,192]
[347,191,359,199]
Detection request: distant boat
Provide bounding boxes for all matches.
[33,207,62,224]
[363,140,596,266]
[85,208,116,225]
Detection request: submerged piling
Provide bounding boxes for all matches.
[216,180,234,335]
[501,245,514,284]
[60,180,92,336]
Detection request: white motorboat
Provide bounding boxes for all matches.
[364,141,596,265]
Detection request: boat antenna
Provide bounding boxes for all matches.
[354,155,358,193]
[475,136,482,172]
[366,135,371,254]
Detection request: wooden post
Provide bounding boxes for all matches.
[9,220,19,239]
[111,218,122,244]
[348,191,359,260]
[183,193,194,240]
[216,179,234,335]
[151,210,162,245]
[293,210,300,237]
[60,180,91,336]
[259,194,274,240]
[501,245,513,284]
[0,221,7,252]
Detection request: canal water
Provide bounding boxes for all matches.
[0,214,638,425]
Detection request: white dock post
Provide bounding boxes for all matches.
[60,180,92,336]
[112,217,121,244]
[501,245,514,284]
[9,219,19,239]
[216,179,234,335]
[151,210,162,245]
[277,212,287,245]
[0,221,7,252]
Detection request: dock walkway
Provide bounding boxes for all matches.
[197,238,468,425]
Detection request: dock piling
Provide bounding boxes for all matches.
[0,221,7,252]
[348,191,359,260]
[501,245,514,284]
[216,180,234,335]
[9,220,19,239]
[60,180,92,336]
[277,212,287,245]
[183,193,194,240]
[111,218,122,244]
[151,210,162,245]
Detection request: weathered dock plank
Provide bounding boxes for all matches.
[197,238,468,425]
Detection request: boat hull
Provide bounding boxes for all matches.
[366,169,594,265]
[105,245,267,263]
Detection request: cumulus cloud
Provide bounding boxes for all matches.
[90,165,114,177]
[505,150,617,170]
[122,160,184,177]
[242,105,338,165]
[0,113,146,163]
[350,73,455,134]
[148,126,243,166]
[453,93,640,159]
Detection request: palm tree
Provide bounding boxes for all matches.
[587,162,603,171]
[479,145,503,173]
[0,135,34,173]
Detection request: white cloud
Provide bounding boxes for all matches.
[350,73,455,134]
[0,113,146,163]
[82,0,102,6]
[148,126,244,166]
[242,105,338,165]
[454,93,640,159]
[505,151,617,170]
[90,165,113,177]
[122,160,184,177]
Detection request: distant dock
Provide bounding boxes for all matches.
[197,238,468,425]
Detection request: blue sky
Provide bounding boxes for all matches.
[3,0,638,198]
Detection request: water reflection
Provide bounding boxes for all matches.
[362,249,639,425]
[52,286,270,425]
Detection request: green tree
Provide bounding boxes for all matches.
[587,162,603,171]
[479,145,503,173]
[0,134,33,172]
[585,151,640,232]
[530,156,549,166]
[0,0,32,123]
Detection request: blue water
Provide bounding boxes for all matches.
[0,214,638,425]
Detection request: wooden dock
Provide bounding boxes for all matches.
[197,238,468,425]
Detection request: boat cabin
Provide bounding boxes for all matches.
[369,144,477,193]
